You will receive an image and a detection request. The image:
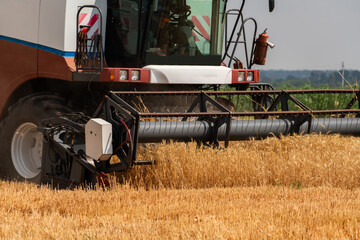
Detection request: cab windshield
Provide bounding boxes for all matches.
[105,0,226,67]
[144,0,226,65]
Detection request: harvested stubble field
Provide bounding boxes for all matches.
[1,134,360,239]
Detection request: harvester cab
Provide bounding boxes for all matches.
[76,0,275,79]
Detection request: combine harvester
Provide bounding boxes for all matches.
[0,0,359,187]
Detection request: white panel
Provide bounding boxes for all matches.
[0,0,40,43]
[64,0,107,53]
[38,0,67,51]
[144,65,232,84]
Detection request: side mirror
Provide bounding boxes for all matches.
[269,0,275,12]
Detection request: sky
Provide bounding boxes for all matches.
[227,0,360,70]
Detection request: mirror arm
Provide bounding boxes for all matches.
[269,0,275,12]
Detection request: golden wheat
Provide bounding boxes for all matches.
[123,134,360,189]
[0,182,359,239]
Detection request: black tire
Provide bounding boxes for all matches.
[0,94,71,183]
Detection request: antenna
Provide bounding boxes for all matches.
[341,61,345,87]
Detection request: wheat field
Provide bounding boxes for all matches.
[1,134,360,239]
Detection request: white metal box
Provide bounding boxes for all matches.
[85,118,113,161]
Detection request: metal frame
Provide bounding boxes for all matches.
[111,89,360,139]
[222,6,258,69]
[222,0,245,64]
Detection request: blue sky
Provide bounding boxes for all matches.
[227,0,360,70]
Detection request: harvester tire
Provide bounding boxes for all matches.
[0,94,71,183]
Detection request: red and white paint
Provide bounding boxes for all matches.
[78,12,100,38]
[192,16,210,41]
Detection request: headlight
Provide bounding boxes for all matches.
[131,70,140,81]
[120,70,128,80]
[238,72,245,82]
[247,72,254,81]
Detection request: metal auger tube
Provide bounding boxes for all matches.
[138,118,360,143]
[138,119,292,143]
[300,118,360,135]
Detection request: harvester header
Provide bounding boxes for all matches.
[39,89,360,187]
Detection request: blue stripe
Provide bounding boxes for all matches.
[0,35,75,57]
